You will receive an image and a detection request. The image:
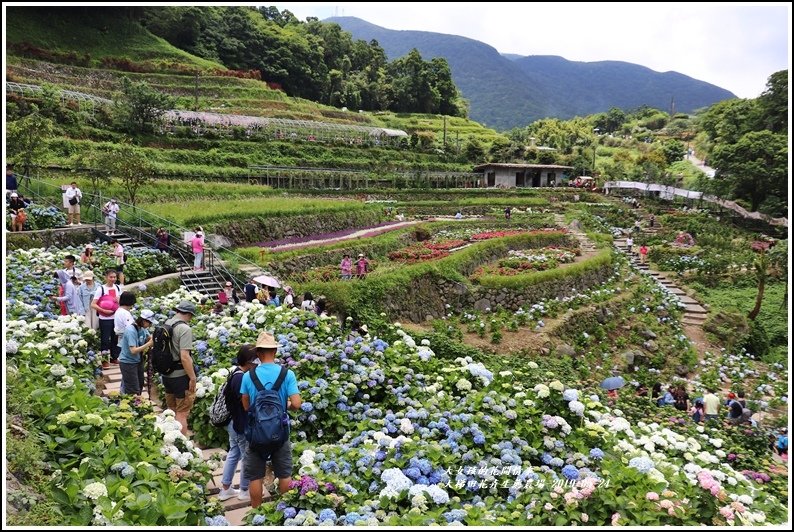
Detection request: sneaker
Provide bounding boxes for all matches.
[217,487,239,501]
[237,489,250,501]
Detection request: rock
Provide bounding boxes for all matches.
[207,233,233,249]
[643,340,658,352]
[676,365,689,377]
[623,350,636,365]
[450,282,469,296]
[556,344,576,357]
[640,329,658,340]
[474,298,492,312]
[425,314,435,322]
[540,347,550,356]
[568,220,583,231]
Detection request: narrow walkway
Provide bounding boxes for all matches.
[96,365,261,524]
[263,220,422,253]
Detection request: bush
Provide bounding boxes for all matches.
[6,431,47,483]
[741,320,770,359]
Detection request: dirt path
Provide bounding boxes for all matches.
[266,220,422,252]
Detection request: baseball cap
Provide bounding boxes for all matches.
[225,281,232,287]
[174,300,197,315]
[140,309,157,324]
[10,192,18,198]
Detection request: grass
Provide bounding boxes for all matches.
[139,196,371,225]
[691,281,788,355]
[6,7,223,70]
[32,174,277,204]
[474,249,614,289]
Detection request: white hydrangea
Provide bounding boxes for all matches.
[400,418,415,435]
[83,481,108,500]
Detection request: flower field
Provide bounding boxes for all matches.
[5,240,789,526]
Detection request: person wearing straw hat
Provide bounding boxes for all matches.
[163,301,198,435]
[119,309,156,397]
[241,331,302,508]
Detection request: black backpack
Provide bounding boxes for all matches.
[245,367,290,456]
[151,320,187,375]
[208,368,242,427]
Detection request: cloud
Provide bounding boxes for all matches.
[277,2,790,98]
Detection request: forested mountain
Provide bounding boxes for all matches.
[330,16,736,129]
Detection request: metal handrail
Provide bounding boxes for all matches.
[17,174,268,292]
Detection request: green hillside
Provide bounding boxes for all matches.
[6,6,224,72]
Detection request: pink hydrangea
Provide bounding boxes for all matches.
[611,512,621,526]
[659,500,674,510]
[719,506,735,520]
[646,492,660,501]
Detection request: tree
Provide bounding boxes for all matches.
[659,139,686,166]
[6,107,54,178]
[757,70,787,133]
[90,142,155,207]
[710,130,787,212]
[464,137,486,163]
[113,77,174,133]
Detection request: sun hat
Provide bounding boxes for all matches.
[358,253,364,257]
[81,271,94,280]
[255,331,279,349]
[174,300,197,315]
[140,309,157,324]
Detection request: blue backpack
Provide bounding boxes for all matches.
[245,366,290,456]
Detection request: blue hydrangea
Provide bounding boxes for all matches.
[403,467,421,480]
[318,509,336,523]
[252,515,266,525]
[561,465,579,481]
[204,515,229,526]
[301,402,314,413]
[562,389,579,402]
[628,456,655,474]
[283,507,297,519]
[345,512,362,525]
[589,448,605,460]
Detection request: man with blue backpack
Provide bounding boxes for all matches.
[240,331,302,508]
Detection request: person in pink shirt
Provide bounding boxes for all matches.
[355,253,369,278]
[191,230,205,271]
[340,254,353,280]
[639,244,649,264]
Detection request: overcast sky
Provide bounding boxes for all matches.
[276,2,790,98]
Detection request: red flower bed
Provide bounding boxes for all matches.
[470,230,531,240]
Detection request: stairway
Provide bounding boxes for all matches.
[104,229,148,250]
[180,267,226,296]
[97,365,267,524]
[614,236,708,327]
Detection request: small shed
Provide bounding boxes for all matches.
[473,163,574,188]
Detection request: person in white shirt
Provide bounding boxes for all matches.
[103,199,120,233]
[113,291,136,365]
[283,286,295,308]
[91,270,122,366]
[625,236,634,254]
[64,182,83,225]
[112,240,126,285]
[301,292,316,312]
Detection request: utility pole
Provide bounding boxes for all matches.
[442,115,447,150]
[670,96,675,117]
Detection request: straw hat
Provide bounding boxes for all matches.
[81,271,95,281]
[255,331,279,349]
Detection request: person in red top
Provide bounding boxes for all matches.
[355,253,369,278]
[191,230,205,271]
[639,244,649,264]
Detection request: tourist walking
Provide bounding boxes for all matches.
[703,388,720,422]
[119,310,155,397]
[103,199,120,233]
[92,269,122,367]
[217,345,258,503]
[114,291,137,364]
[356,253,370,278]
[77,271,99,331]
[639,244,649,264]
[192,230,205,271]
[625,236,634,255]
[504,207,512,220]
[244,279,257,303]
[51,273,83,315]
[155,227,170,252]
[282,286,295,307]
[241,332,302,507]
[6,164,18,198]
[63,254,81,282]
[301,292,316,312]
[691,398,704,423]
[112,240,126,285]
[163,301,198,436]
[80,244,95,269]
[64,182,83,225]
[340,254,353,280]
[648,214,655,228]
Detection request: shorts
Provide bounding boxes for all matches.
[116,263,125,272]
[244,439,292,481]
[163,374,195,413]
[68,203,81,214]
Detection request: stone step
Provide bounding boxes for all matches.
[684,305,708,314]
[201,448,227,460]
[224,506,251,527]
[104,381,122,393]
[677,295,700,305]
[222,495,251,512]
[105,372,122,383]
[666,288,687,296]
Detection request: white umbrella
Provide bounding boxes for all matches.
[253,275,281,288]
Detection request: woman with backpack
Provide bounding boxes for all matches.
[119,310,155,397]
[91,269,122,368]
[301,292,315,312]
[217,345,258,503]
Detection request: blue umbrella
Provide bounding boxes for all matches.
[600,376,626,390]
